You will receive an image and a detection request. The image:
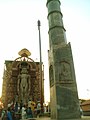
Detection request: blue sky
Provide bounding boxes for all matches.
[0,0,90,102]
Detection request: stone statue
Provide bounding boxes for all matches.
[17,68,30,103]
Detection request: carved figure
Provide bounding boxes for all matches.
[59,62,71,80]
[17,68,30,103]
[49,65,54,86]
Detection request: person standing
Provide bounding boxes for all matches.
[1,108,6,120]
[36,101,41,117]
[14,102,18,113]
[7,107,12,120]
[21,105,26,120]
[26,107,33,118]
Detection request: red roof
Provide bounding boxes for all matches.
[81,99,90,106]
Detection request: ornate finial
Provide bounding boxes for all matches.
[18,48,31,57]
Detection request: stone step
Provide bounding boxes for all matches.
[27,118,36,120]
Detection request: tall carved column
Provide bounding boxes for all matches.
[47,0,81,119]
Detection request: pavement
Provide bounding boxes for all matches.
[26,116,90,120]
[36,116,90,120]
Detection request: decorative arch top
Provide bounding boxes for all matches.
[12,48,36,69]
[18,48,31,57]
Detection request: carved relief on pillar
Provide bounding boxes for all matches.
[59,61,72,82]
[49,65,54,87]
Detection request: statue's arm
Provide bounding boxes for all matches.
[28,75,31,92]
[17,75,20,93]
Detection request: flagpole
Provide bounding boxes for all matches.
[37,20,43,113]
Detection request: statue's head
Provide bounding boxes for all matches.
[21,68,28,74]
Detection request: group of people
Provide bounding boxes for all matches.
[1,107,13,120]
[21,105,33,119]
[0,100,41,120]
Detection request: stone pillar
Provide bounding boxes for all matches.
[46,0,81,119]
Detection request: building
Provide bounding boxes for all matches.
[80,99,90,116]
[1,48,44,108]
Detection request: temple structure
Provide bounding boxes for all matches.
[1,48,44,108]
[47,0,81,119]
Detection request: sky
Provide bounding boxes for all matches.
[0,0,90,103]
